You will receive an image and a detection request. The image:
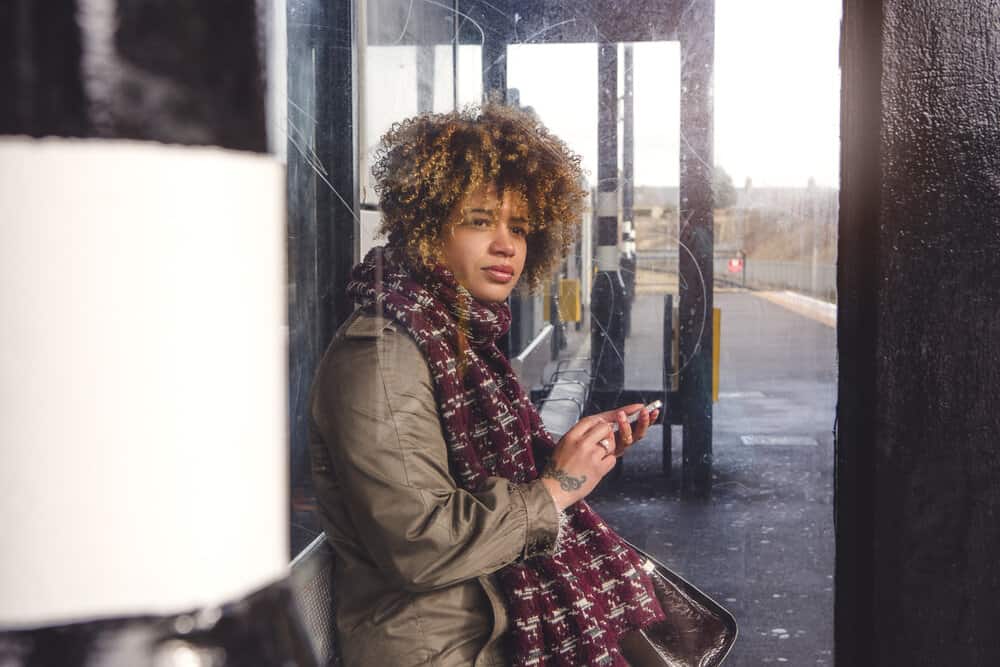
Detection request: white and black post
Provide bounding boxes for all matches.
[0,1,306,662]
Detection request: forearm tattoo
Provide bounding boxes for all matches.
[541,461,586,491]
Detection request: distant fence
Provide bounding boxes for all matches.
[635,250,836,303]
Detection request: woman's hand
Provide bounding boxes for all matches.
[539,416,618,511]
[592,403,661,458]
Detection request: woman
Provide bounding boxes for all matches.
[308,104,666,666]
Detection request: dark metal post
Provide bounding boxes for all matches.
[621,44,637,338]
[0,0,87,137]
[1,0,266,149]
[417,45,434,113]
[550,274,562,360]
[663,294,674,477]
[679,3,715,498]
[480,21,514,355]
[298,0,357,340]
[287,0,356,552]
[482,35,507,103]
[623,45,635,236]
[835,0,881,658]
[591,42,627,402]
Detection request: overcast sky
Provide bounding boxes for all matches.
[363,0,841,192]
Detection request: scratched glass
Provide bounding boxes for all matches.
[283,1,841,664]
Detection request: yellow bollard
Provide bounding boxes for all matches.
[713,307,721,402]
[559,279,582,322]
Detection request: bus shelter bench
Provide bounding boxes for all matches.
[289,534,340,667]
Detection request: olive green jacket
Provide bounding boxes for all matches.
[308,308,561,666]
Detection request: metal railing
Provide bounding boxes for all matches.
[636,250,836,302]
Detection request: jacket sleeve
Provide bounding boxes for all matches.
[310,322,560,593]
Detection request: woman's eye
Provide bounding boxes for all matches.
[468,217,492,227]
[511,226,528,237]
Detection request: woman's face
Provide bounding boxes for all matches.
[440,186,530,303]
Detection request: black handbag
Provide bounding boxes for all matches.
[619,539,738,666]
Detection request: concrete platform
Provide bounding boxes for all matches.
[577,289,836,666]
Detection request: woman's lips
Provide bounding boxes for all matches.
[483,266,514,283]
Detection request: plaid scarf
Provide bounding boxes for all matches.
[347,246,665,666]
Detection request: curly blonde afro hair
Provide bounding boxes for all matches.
[372,103,588,290]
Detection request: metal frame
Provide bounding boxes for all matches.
[296,0,716,499]
[286,0,357,555]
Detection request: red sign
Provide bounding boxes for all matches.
[728,258,744,273]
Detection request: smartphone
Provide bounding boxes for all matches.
[610,400,662,432]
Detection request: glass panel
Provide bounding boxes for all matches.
[287,1,841,664]
[360,44,482,205]
[361,45,417,205]
[622,41,681,392]
[288,0,489,555]
[502,8,840,666]
[507,43,598,179]
[505,43,596,363]
[455,44,483,108]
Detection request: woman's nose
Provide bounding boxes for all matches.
[489,224,516,255]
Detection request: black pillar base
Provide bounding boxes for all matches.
[620,254,637,338]
[590,270,627,395]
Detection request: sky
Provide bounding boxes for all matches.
[362,0,842,193]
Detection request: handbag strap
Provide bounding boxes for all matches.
[622,539,738,666]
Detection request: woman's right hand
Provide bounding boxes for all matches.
[539,416,617,511]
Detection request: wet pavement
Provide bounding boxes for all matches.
[567,289,836,666]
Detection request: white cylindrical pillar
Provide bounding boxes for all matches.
[0,138,287,628]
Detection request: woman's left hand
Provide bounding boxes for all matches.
[592,404,661,458]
